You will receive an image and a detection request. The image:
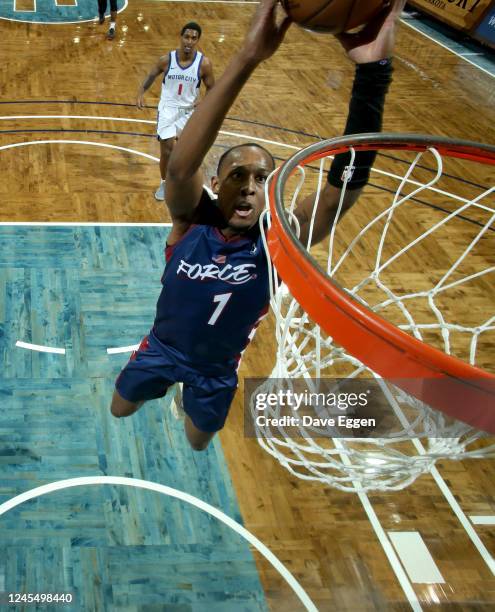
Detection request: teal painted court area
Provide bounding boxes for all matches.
[0,226,267,611]
[0,0,126,24]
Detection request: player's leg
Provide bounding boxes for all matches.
[97,0,106,24]
[154,109,192,201]
[110,390,144,418]
[184,416,216,451]
[155,107,179,200]
[180,372,238,451]
[107,0,118,39]
[110,335,173,418]
[155,137,175,201]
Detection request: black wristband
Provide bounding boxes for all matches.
[328,58,393,190]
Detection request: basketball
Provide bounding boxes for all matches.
[280,0,389,34]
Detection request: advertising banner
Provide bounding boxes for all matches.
[472,4,495,47]
[408,0,493,32]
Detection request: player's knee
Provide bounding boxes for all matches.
[161,138,174,155]
[110,402,126,418]
[110,390,140,418]
[188,439,210,452]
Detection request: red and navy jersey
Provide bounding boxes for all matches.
[153,193,269,369]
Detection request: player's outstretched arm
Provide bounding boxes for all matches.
[336,0,406,63]
[165,0,291,240]
[295,0,405,247]
[136,56,169,110]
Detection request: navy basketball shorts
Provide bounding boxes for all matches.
[115,332,238,433]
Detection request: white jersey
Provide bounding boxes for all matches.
[159,50,203,110]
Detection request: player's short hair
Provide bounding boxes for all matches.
[217,143,275,176]
[181,22,202,38]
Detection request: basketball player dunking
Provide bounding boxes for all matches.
[113,0,405,451]
[136,22,215,201]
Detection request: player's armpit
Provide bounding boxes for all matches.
[165,167,205,228]
[166,218,193,246]
[156,54,170,74]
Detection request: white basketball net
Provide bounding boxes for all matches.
[253,137,495,493]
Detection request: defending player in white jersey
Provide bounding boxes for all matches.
[136,22,215,200]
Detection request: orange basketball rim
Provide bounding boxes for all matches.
[267,133,495,434]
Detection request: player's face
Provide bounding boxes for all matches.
[180,29,200,56]
[213,147,274,235]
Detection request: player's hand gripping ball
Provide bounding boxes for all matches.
[280,0,390,34]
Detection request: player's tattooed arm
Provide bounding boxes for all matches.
[136,55,170,109]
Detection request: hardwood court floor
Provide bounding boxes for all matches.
[0,226,268,609]
[1,1,494,610]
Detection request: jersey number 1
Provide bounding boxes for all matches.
[178,84,183,96]
[208,293,232,326]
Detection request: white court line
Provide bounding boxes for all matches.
[0,139,159,162]
[401,19,495,79]
[0,116,305,152]
[0,221,172,227]
[15,340,65,355]
[0,0,127,24]
[1,119,491,212]
[0,115,155,125]
[0,476,317,612]
[107,344,139,354]
[381,385,495,576]
[280,317,423,611]
[388,532,445,584]
[357,492,422,610]
[220,129,300,151]
[470,516,495,525]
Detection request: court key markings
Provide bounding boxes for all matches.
[1,115,488,209]
[0,130,298,355]
[0,0,128,25]
[0,476,317,612]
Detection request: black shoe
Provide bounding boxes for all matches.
[98,13,105,25]
[107,26,115,40]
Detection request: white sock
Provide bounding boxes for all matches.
[110,21,116,29]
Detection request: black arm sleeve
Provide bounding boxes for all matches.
[328,58,393,190]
